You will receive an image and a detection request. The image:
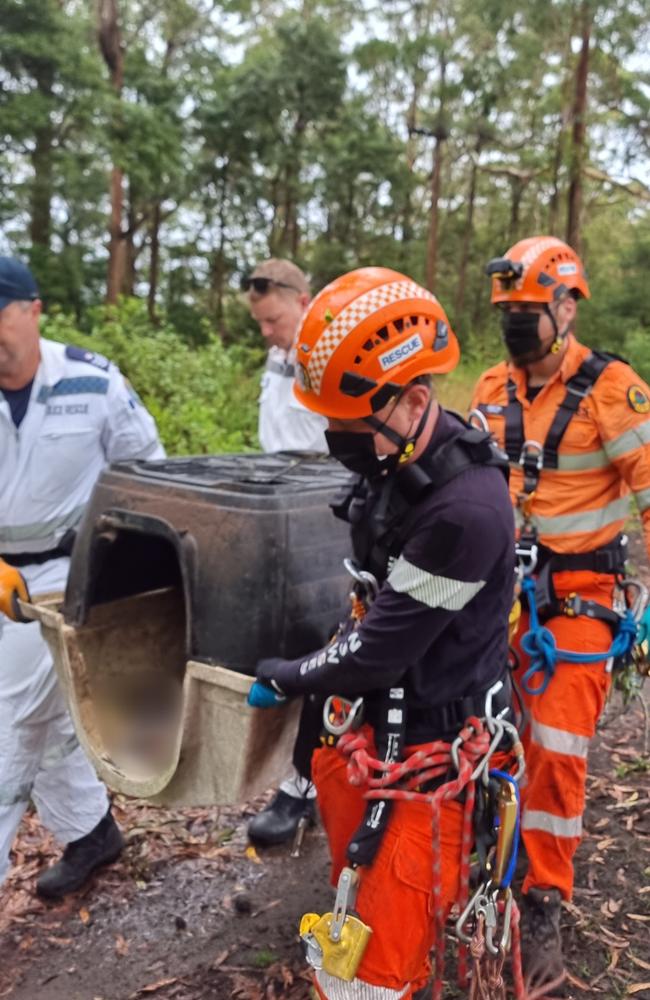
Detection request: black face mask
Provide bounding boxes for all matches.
[325,400,432,480]
[325,430,399,479]
[501,310,547,367]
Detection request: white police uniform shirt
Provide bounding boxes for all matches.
[0,337,164,581]
[258,346,328,454]
[0,338,164,882]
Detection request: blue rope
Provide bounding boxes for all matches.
[519,576,638,696]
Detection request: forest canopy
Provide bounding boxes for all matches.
[1,0,649,450]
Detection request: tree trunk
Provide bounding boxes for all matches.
[509,177,524,242]
[566,0,591,252]
[30,132,54,251]
[107,166,125,303]
[455,135,482,318]
[147,201,161,323]
[425,54,447,292]
[425,132,444,291]
[122,189,138,297]
[97,0,125,303]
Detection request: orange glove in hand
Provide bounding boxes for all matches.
[0,558,31,622]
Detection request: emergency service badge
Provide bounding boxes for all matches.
[627,385,650,414]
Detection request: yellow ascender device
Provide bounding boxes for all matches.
[299,867,372,981]
[493,775,519,887]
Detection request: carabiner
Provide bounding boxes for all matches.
[343,558,379,603]
[323,695,364,736]
[472,720,505,784]
[468,407,489,433]
[455,883,487,944]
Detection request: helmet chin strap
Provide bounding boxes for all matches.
[365,399,432,466]
[543,303,571,357]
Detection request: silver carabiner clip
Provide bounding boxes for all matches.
[484,678,510,736]
[343,558,379,603]
[519,439,544,470]
[323,695,364,736]
[468,407,489,433]
[620,578,649,623]
[455,883,487,944]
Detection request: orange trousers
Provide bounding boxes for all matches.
[514,570,614,900]
[310,740,465,999]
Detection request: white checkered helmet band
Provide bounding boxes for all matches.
[306,280,437,394]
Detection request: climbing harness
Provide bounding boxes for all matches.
[478,350,650,694]
[299,415,518,994]
[519,575,648,695]
[300,693,527,999]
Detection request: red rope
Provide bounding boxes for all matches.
[337,718,526,1000]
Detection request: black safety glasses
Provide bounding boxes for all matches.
[241,275,300,295]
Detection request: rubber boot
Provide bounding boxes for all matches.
[36,808,125,900]
[247,789,316,847]
[520,887,566,995]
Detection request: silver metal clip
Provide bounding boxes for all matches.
[323,695,365,736]
[330,867,359,943]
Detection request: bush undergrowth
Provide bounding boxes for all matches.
[42,298,264,455]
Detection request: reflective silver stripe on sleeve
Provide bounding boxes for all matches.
[316,971,409,1000]
[387,556,485,611]
[531,720,589,758]
[603,420,650,461]
[0,781,32,807]
[555,449,609,472]
[634,487,650,513]
[0,505,85,553]
[521,809,582,838]
[534,496,629,536]
[41,733,81,770]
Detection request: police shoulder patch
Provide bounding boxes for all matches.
[627,384,650,414]
[65,344,111,371]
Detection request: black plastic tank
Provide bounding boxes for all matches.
[63,453,354,674]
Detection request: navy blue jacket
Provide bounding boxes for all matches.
[258,409,515,742]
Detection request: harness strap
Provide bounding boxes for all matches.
[345,684,406,868]
[537,535,627,576]
[543,353,612,468]
[408,672,513,742]
[490,351,617,480]
[504,378,523,463]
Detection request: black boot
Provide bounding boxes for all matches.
[247,789,316,847]
[520,887,566,995]
[36,808,125,900]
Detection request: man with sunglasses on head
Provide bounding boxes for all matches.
[243,259,328,848]
[471,236,650,995]
[243,259,328,454]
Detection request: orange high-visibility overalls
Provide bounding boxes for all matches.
[472,335,650,899]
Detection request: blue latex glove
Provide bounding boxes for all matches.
[247,680,287,709]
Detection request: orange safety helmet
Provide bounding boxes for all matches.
[293,267,460,419]
[486,236,590,305]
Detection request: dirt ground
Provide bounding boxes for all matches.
[1,550,650,999]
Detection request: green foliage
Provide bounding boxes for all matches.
[41,298,264,456]
[0,0,648,361]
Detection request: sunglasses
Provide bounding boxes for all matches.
[241,275,300,295]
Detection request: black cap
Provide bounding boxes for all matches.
[0,258,39,311]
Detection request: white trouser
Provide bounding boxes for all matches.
[0,613,108,884]
[280,769,316,799]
